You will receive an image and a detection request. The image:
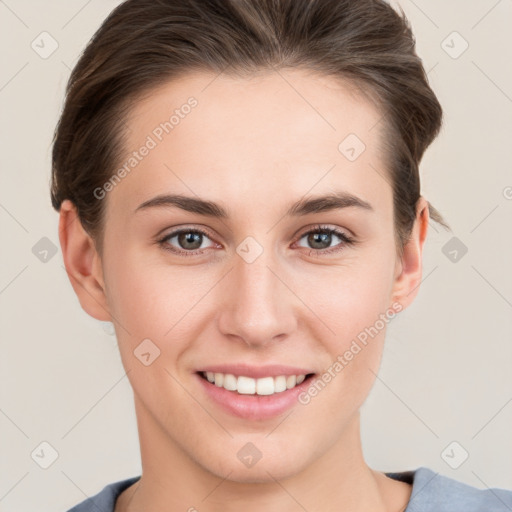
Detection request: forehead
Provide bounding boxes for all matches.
[111,68,391,218]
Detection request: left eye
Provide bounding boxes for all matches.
[296,227,354,253]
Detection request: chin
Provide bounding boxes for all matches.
[198,440,308,484]
[210,460,301,485]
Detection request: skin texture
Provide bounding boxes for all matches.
[59,68,429,511]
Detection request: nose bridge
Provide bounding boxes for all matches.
[218,243,296,346]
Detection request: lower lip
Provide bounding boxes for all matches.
[195,373,315,421]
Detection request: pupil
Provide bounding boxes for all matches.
[309,232,330,249]
[179,232,202,250]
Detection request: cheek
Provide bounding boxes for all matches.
[296,254,396,341]
[102,255,205,407]
[104,249,199,332]
[295,254,396,399]
[102,248,225,378]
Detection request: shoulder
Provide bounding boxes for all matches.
[389,466,512,512]
[65,476,141,512]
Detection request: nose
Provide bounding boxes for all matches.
[217,247,297,348]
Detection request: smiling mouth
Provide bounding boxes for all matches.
[197,371,316,396]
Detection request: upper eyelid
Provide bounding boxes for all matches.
[160,226,217,242]
[159,224,348,238]
[294,223,354,241]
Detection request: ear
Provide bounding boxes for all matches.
[390,196,429,310]
[58,199,111,321]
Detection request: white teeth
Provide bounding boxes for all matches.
[286,375,297,389]
[223,373,237,391]
[274,375,287,392]
[256,376,274,395]
[237,376,256,394]
[214,373,224,387]
[202,372,309,395]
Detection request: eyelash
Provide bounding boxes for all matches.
[157,224,357,258]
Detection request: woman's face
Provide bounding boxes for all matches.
[87,69,425,482]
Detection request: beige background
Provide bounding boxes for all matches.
[1,0,511,510]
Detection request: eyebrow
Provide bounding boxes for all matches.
[134,190,374,218]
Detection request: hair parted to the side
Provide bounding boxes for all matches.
[51,0,451,256]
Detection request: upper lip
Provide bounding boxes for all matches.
[196,364,315,379]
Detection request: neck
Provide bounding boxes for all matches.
[118,396,410,512]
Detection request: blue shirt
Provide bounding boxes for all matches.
[66,466,512,511]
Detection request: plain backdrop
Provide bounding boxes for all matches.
[1,0,511,511]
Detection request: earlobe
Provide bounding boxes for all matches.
[391,197,430,309]
[58,200,111,321]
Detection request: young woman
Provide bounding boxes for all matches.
[52,0,512,510]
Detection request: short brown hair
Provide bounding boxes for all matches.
[51,0,451,255]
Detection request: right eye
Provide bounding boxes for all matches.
[158,227,219,257]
